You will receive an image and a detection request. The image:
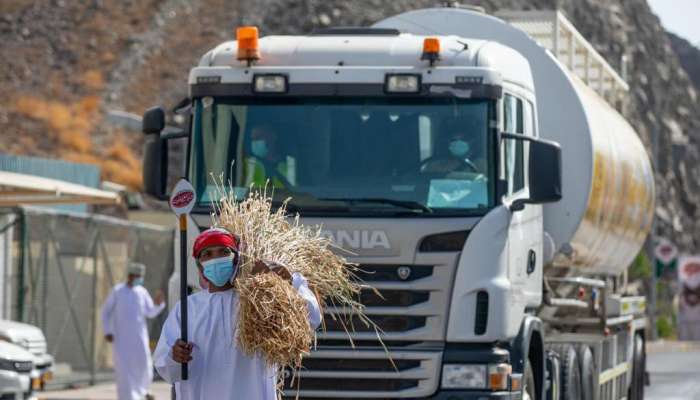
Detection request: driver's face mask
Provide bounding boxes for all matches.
[448,140,470,157]
[251,140,269,158]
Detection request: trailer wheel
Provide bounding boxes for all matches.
[577,345,595,400]
[628,334,645,400]
[549,344,582,400]
[523,359,536,400]
[545,350,561,400]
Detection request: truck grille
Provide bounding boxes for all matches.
[324,315,427,333]
[319,263,450,343]
[354,265,433,282]
[287,378,419,392]
[302,358,420,372]
[283,350,441,398]
[284,260,456,398]
[356,289,430,307]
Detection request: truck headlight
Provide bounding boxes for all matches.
[441,364,487,389]
[385,74,421,93]
[0,359,32,372]
[488,363,512,390]
[441,363,513,390]
[0,359,15,371]
[253,74,288,93]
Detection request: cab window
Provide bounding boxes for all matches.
[501,94,525,195]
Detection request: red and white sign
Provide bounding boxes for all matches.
[655,238,678,265]
[169,179,196,216]
[679,255,700,290]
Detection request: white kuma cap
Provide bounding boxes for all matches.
[128,262,146,276]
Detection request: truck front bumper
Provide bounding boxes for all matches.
[0,370,31,399]
[428,391,521,399]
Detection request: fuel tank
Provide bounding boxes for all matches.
[376,8,655,275]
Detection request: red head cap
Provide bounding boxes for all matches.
[192,228,239,259]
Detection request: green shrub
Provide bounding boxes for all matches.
[630,252,652,280]
[657,315,674,338]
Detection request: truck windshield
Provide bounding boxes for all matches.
[189,96,495,216]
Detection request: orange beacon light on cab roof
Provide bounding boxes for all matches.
[421,37,440,66]
[237,26,260,64]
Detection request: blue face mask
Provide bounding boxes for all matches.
[132,277,144,287]
[201,255,237,287]
[448,140,470,157]
[251,140,269,158]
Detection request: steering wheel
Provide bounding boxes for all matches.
[420,156,480,174]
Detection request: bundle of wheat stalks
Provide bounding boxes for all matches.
[212,188,370,371]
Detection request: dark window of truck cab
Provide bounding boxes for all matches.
[189,96,497,216]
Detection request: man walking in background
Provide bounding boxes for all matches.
[101,262,166,400]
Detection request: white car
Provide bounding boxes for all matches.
[0,340,34,399]
[0,321,53,391]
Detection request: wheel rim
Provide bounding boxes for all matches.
[523,363,536,400]
[571,365,582,400]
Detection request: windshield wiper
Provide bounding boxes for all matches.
[319,197,433,213]
[271,200,350,213]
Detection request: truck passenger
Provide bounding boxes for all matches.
[243,123,296,188]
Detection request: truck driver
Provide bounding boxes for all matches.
[420,117,486,175]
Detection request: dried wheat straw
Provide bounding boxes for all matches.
[210,185,376,370]
[237,272,312,368]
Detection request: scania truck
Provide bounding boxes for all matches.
[141,5,655,399]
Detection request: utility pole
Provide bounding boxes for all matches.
[647,128,660,341]
[646,221,658,341]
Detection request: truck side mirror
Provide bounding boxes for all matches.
[501,133,562,211]
[142,106,165,135]
[142,106,169,200]
[527,138,562,203]
[143,135,169,200]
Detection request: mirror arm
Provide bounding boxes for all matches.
[500,132,536,142]
[161,128,188,139]
[510,198,527,212]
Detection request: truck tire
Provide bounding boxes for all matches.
[523,359,536,400]
[546,350,561,400]
[628,334,645,400]
[548,344,582,400]
[577,345,595,400]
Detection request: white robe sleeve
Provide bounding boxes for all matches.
[292,273,322,330]
[100,287,117,336]
[141,289,166,319]
[153,303,184,383]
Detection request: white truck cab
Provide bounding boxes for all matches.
[143,6,653,400]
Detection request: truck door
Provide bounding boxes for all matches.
[501,94,543,310]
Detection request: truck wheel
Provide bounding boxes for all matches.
[549,344,582,400]
[577,345,595,400]
[628,334,645,400]
[523,359,536,400]
[546,350,561,400]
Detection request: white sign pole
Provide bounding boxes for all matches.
[169,178,196,380]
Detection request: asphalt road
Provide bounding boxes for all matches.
[646,345,700,400]
[39,342,700,399]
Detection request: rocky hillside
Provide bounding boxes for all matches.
[2,0,699,250]
[669,32,700,92]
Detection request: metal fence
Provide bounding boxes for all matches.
[1,206,174,385]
